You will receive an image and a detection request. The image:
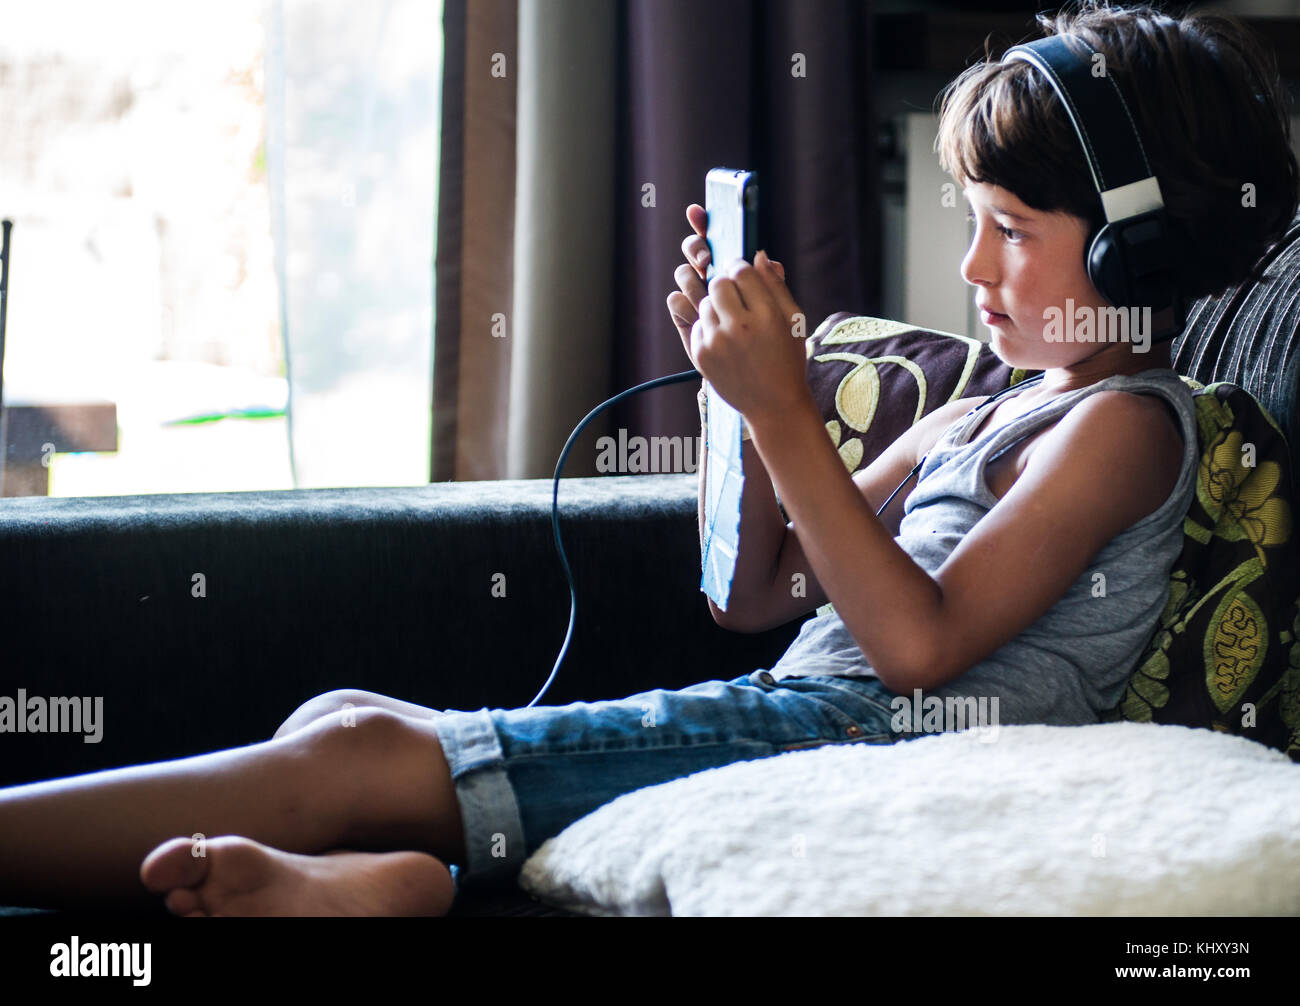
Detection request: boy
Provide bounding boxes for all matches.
[1,1,1296,915]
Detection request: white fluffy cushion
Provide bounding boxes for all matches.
[517,722,1300,916]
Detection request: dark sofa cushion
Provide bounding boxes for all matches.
[1172,209,1300,479]
[0,476,796,790]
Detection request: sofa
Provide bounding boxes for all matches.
[2,207,1299,917]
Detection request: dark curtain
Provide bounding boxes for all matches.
[610,0,881,447]
[433,0,881,479]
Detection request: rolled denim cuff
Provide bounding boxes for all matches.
[430,709,530,889]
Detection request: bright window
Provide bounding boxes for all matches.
[0,0,440,497]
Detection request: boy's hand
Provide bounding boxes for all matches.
[666,204,783,372]
[691,249,810,428]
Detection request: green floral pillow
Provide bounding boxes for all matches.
[1101,381,1300,761]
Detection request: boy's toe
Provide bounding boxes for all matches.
[140,836,210,894]
[163,885,204,916]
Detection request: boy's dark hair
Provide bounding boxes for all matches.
[934,0,1300,305]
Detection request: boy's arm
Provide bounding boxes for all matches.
[702,390,978,633]
[739,396,979,634]
[747,389,1178,693]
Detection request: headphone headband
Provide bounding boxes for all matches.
[1005,35,1163,223]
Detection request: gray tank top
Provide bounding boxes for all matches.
[766,366,1201,727]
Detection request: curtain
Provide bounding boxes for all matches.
[434,0,880,481]
[433,0,520,481]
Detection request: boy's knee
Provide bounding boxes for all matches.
[273,707,428,846]
[291,707,418,778]
[274,689,396,740]
[290,707,461,856]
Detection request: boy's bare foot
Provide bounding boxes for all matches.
[139,835,456,917]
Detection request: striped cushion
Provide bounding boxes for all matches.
[1173,208,1300,475]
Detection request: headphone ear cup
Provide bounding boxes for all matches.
[1086,224,1127,308]
[1088,217,1186,339]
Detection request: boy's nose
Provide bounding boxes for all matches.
[960,233,999,289]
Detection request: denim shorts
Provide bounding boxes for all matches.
[429,669,907,890]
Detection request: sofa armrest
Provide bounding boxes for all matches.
[0,474,806,786]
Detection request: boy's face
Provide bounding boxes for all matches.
[960,180,1124,369]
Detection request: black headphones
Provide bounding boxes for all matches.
[1003,33,1185,343]
[877,34,1185,521]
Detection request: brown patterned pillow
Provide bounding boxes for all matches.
[804,312,1038,475]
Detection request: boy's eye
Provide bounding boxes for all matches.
[965,210,1020,241]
